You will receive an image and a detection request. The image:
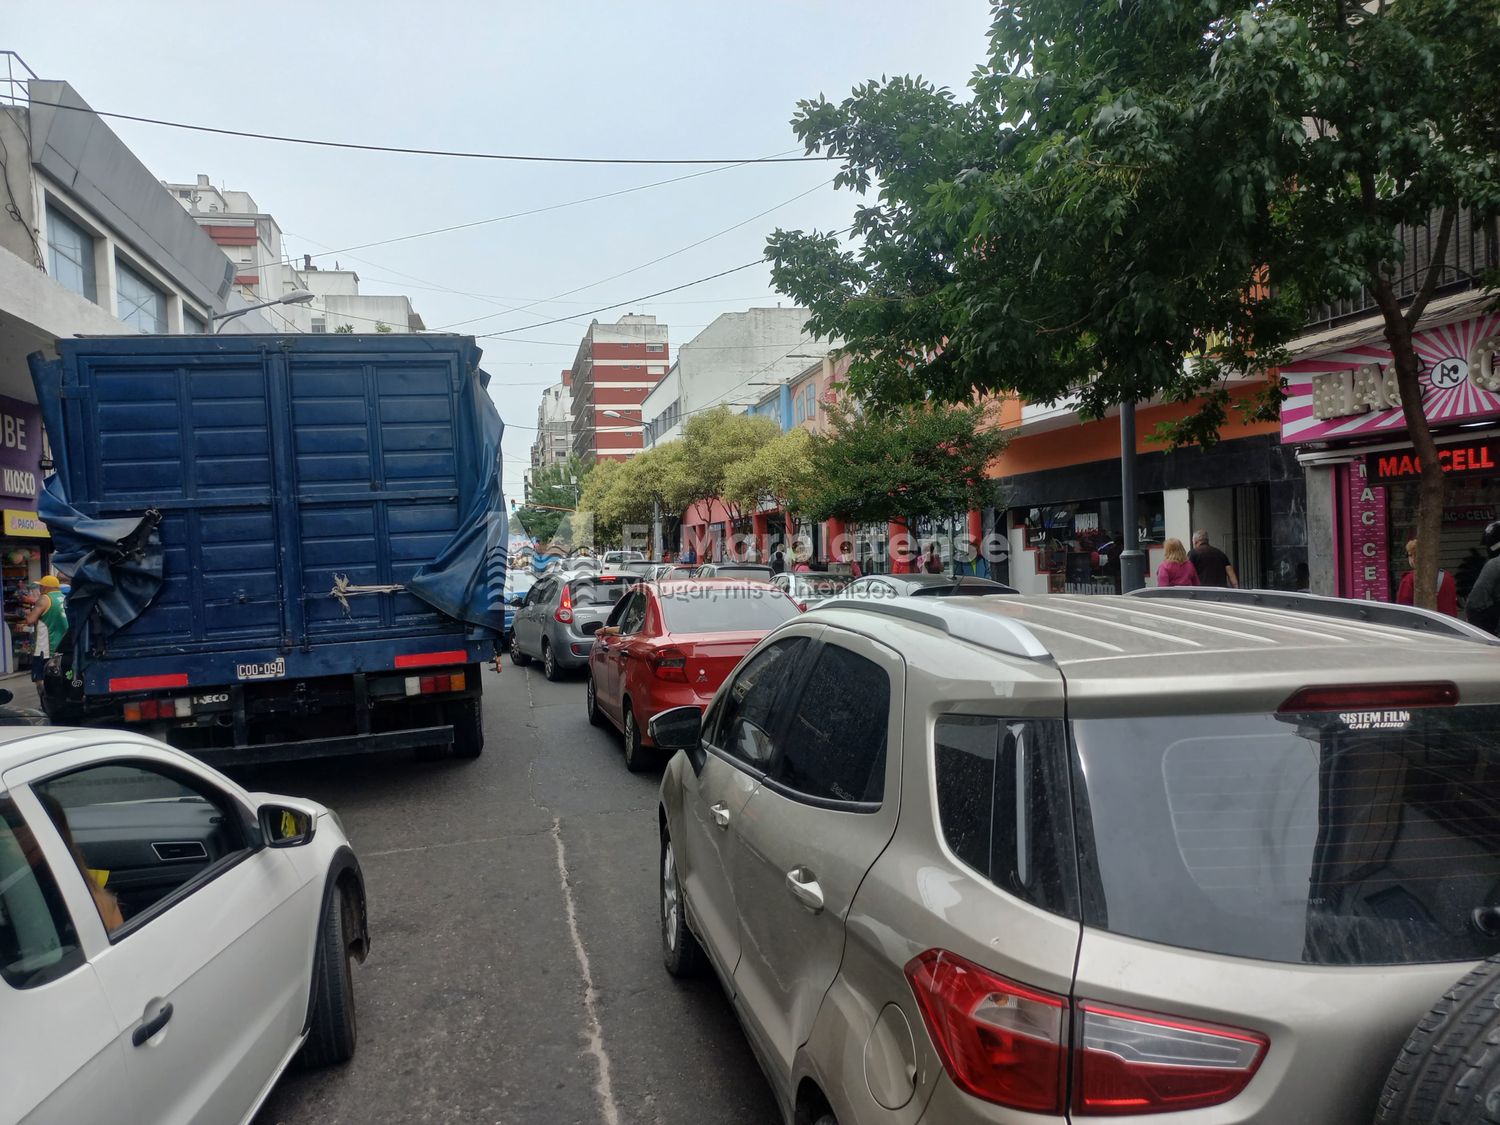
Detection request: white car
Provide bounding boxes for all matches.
[1,728,367,1125]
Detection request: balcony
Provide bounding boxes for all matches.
[1303,208,1500,333]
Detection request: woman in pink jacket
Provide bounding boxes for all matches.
[1156,538,1200,587]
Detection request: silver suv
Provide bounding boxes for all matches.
[651,590,1500,1124]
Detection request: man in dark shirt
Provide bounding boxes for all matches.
[1188,531,1238,588]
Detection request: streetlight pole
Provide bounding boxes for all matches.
[1119,400,1147,592]
[210,289,316,333]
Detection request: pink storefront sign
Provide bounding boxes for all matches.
[1281,314,1500,443]
[1342,461,1390,601]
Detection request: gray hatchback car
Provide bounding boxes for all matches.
[509,571,640,680]
[652,589,1500,1124]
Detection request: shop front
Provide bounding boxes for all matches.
[0,395,49,675]
[1286,312,1500,605]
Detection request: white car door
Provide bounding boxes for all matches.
[0,789,136,1125]
[7,745,315,1125]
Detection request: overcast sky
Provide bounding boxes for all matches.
[8,1,992,482]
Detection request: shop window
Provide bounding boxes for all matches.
[1019,496,1165,594]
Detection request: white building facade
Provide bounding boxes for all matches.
[641,307,832,448]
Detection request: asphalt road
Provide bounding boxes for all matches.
[250,659,779,1125]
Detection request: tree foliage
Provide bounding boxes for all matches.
[515,455,585,547]
[675,408,781,522]
[797,401,1008,525]
[767,0,1500,605]
[722,428,817,531]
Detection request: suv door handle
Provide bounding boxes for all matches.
[785,867,825,913]
[710,802,731,829]
[132,999,174,1047]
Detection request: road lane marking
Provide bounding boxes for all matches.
[552,815,622,1125]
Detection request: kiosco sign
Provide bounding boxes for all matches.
[0,395,42,503]
[1368,439,1500,483]
[1281,314,1500,443]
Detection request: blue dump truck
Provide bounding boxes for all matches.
[27,334,505,765]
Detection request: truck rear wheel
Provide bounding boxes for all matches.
[450,698,484,759]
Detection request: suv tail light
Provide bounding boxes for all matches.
[1074,1002,1267,1115]
[1279,681,1457,712]
[906,951,1267,1116]
[905,950,1067,1112]
[648,646,688,682]
[555,584,573,624]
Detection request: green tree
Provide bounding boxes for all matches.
[375,321,393,334]
[722,427,817,539]
[768,0,1500,607]
[515,455,585,547]
[333,323,355,334]
[676,407,781,525]
[797,401,1008,534]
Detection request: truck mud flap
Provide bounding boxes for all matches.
[192,725,454,767]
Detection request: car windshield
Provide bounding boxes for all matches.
[1071,705,1500,966]
[568,576,640,606]
[659,586,799,633]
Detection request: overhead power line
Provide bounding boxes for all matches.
[23,95,834,165]
[436,177,834,332]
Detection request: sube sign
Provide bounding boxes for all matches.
[0,396,42,504]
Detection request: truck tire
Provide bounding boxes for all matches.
[450,698,484,759]
[1377,956,1500,1124]
[300,885,358,1068]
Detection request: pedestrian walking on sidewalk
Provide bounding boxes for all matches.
[1397,538,1458,616]
[1464,523,1500,634]
[1156,539,1200,588]
[22,576,67,684]
[1188,531,1238,588]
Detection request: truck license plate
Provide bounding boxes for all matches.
[236,658,286,681]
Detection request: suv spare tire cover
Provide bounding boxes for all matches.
[1377,954,1500,1124]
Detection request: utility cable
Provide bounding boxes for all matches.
[436,176,834,331]
[22,94,833,165]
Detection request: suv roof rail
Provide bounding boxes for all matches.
[1129,586,1500,645]
[827,597,1054,662]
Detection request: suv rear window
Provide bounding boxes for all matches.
[1071,705,1500,966]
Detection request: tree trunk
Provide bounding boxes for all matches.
[1384,326,1446,610]
[1367,204,1456,613]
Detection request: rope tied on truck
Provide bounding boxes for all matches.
[328,573,405,617]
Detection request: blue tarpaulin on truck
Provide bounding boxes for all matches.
[405,366,507,637]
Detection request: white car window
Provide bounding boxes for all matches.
[0,794,86,988]
[33,762,254,937]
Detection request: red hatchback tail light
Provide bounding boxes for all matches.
[648,645,688,682]
[1074,1002,1267,1115]
[905,950,1067,1113]
[907,951,1267,1117]
[555,584,573,624]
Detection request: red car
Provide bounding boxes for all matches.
[586,579,800,770]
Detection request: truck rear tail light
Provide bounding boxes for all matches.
[905,949,1067,1113]
[555,585,574,624]
[1279,681,1458,712]
[405,673,463,696]
[1074,1002,1267,1115]
[123,702,143,722]
[174,697,191,718]
[649,646,688,683]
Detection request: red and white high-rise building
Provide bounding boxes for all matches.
[567,315,670,462]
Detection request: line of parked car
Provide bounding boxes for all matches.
[521,556,1500,1125]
